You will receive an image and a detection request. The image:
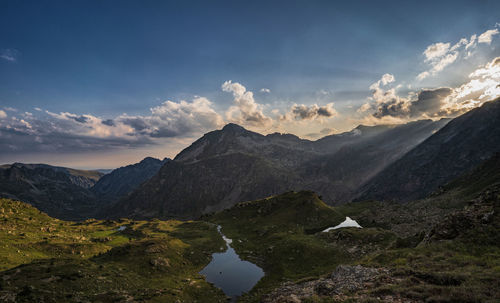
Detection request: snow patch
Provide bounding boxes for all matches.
[322,217,362,232]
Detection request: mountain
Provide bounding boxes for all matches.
[91,157,170,202]
[356,98,500,202]
[111,119,448,219]
[0,163,103,220]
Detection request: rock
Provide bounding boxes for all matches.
[149,257,170,268]
[262,265,387,302]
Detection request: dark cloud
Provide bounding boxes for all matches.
[70,115,89,123]
[120,117,149,131]
[411,88,452,116]
[371,88,453,119]
[287,103,337,120]
[101,119,115,126]
[373,99,408,118]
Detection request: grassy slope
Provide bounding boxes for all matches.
[210,184,499,302]
[356,189,500,302]
[209,191,399,302]
[0,198,228,302]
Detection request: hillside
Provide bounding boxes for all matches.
[0,198,228,302]
[356,98,500,202]
[207,162,500,302]
[0,163,103,220]
[112,119,447,219]
[91,157,170,202]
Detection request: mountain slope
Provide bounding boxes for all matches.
[91,157,169,202]
[356,98,500,202]
[112,119,447,219]
[0,163,103,220]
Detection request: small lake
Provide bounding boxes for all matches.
[200,226,264,300]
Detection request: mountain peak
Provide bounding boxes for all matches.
[221,123,247,133]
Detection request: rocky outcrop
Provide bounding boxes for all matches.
[423,185,499,243]
[262,265,391,302]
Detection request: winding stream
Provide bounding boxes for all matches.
[200,226,264,300]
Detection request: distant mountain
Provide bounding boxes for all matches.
[91,157,170,202]
[356,98,500,202]
[96,168,114,174]
[111,119,447,219]
[0,163,103,220]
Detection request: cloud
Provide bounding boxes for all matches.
[0,96,225,154]
[222,80,272,127]
[417,27,499,80]
[423,42,450,61]
[369,73,395,90]
[0,49,19,62]
[281,103,338,121]
[146,97,224,137]
[478,29,499,44]
[361,56,500,121]
[304,127,338,139]
[0,110,7,119]
[260,88,271,93]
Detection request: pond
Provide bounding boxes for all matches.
[200,226,264,300]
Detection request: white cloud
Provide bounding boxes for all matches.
[478,29,499,44]
[360,57,500,122]
[417,27,499,80]
[369,73,395,90]
[0,110,7,119]
[222,80,272,127]
[423,42,450,61]
[465,34,477,50]
[260,88,271,93]
[417,71,430,81]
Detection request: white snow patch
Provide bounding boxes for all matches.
[322,217,362,232]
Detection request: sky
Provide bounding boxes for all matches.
[0,0,499,169]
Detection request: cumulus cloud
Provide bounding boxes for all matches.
[0,96,224,154]
[439,56,500,114]
[417,27,499,80]
[144,97,224,137]
[222,80,272,127]
[281,103,338,121]
[423,42,450,61]
[361,56,500,121]
[260,88,271,93]
[0,110,7,119]
[478,29,499,44]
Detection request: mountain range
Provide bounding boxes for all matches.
[0,157,167,220]
[110,119,449,219]
[1,98,499,221]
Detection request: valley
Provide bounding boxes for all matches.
[0,100,499,302]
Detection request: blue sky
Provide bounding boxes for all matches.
[0,0,499,168]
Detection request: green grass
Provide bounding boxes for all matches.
[208,191,399,302]
[0,198,228,302]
